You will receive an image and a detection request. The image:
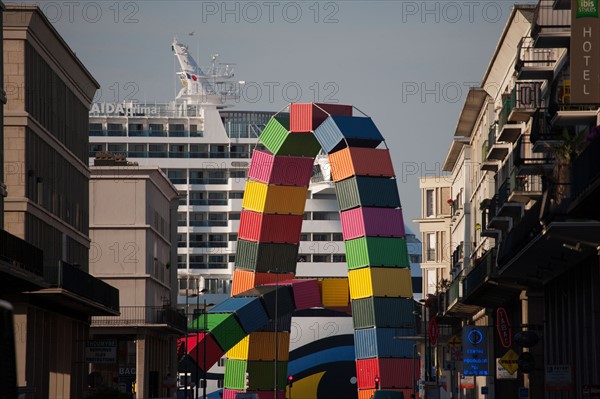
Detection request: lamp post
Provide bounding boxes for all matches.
[267,268,280,399]
[190,288,211,399]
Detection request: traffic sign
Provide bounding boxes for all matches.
[499,349,519,375]
[448,334,461,347]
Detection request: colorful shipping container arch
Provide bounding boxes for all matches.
[183,103,417,399]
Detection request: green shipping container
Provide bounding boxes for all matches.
[224,359,289,391]
[191,313,246,353]
[351,297,416,329]
[344,237,410,270]
[259,116,322,157]
[235,239,299,274]
[335,176,401,211]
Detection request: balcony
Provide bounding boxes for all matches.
[531,0,571,48]
[444,276,480,317]
[552,0,570,10]
[514,135,553,176]
[0,229,46,291]
[498,195,600,284]
[34,261,120,316]
[569,135,600,219]
[516,36,565,81]
[91,305,186,333]
[508,172,544,204]
[486,124,510,162]
[508,82,545,122]
[462,248,522,308]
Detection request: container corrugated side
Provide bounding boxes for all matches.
[290,103,353,133]
[313,116,384,153]
[345,237,410,270]
[247,361,288,391]
[193,313,247,352]
[243,180,310,216]
[340,207,406,240]
[223,390,286,399]
[329,147,395,182]
[321,278,349,307]
[277,132,322,157]
[209,296,269,334]
[223,359,247,390]
[247,332,291,361]
[239,211,303,244]
[236,286,296,320]
[257,314,293,333]
[234,239,299,274]
[335,177,401,211]
[348,267,413,299]
[186,333,225,372]
[357,358,417,389]
[265,278,321,310]
[248,150,315,186]
[226,335,250,360]
[231,270,295,296]
[354,327,416,359]
[259,115,290,154]
[351,297,416,329]
[222,389,243,399]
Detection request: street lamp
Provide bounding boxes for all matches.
[267,267,281,399]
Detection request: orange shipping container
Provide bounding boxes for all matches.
[231,269,295,296]
[227,331,291,361]
[321,278,349,307]
[242,180,308,215]
[328,147,395,182]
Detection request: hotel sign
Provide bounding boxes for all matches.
[571,0,600,103]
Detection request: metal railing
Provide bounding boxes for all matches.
[516,36,560,70]
[44,261,120,312]
[463,248,497,298]
[532,0,570,36]
[497,201,543,267]
[447,277,461,306]
[91,306,186,330]
[0,229,44,277]
[571,134,600,201]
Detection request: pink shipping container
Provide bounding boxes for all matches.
[340,207,406,240]
[239,210,304,244]
[222,390,286,399]
[231,270,295,296]
[328,147,395,182]
[264,279,322,310]
[356,358,419,390]
[184,333,225,372]
[248,150,315,186]
[290,103,353,133]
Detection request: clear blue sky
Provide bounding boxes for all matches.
[45,0,534,232]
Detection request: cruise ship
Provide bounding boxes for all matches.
[88,38,422,397]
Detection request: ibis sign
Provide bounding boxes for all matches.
[496,307,512,349]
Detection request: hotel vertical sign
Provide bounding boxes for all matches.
[571,0,600,103]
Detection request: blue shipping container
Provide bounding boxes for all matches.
[351,297,417,329]
[354,327,417,359]
[209,297,269,334]
[236,285,296,320]
[314,116,384,153]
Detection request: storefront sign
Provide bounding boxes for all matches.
[462,326,489,376]
[545,365,573,391]
[85,340,117,364]
[496,307,512,349]
[459,374,474,389]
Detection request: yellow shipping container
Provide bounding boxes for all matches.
[226,332,290,361]
[242,180,308,215]
[348,267,412,299]
[321,278,349,307]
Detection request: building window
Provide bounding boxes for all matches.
[313,233,331,242]
[313,255,331,263]
[426,233,436,261]
[332,233,343,241]
[426,189,434,217]
[333,254,346,262]
[229,191,244,199]
[300,234,310,241]
[410,254,422,263]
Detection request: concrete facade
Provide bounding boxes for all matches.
[89,161,185,399]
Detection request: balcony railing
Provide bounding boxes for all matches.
[571,134,600,202]
[487,124,497,150]
[497,201,543,266]
[451,242,464,269]
[91,306,186,331]
[532,0,570,36]
[44,261,120,313]
[516,36,560,71]
[463,248,497,298]
[512,82,544,111]
[447,277,461,305]
[0,229,44,277]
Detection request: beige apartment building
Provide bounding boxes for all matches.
[89,156,185,399]
[1,5,120,399]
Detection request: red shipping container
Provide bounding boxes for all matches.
[222,389,242,399]
[239,210,304,244]
[248,150,315,186]
[264,279,322,310]
[356,358,419,390]
[341,207,406,240]
[232,269,295,296]
[184,333,225,372]
[328,147,395,182]
[358,389,413,399]
[290,103,353,133]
